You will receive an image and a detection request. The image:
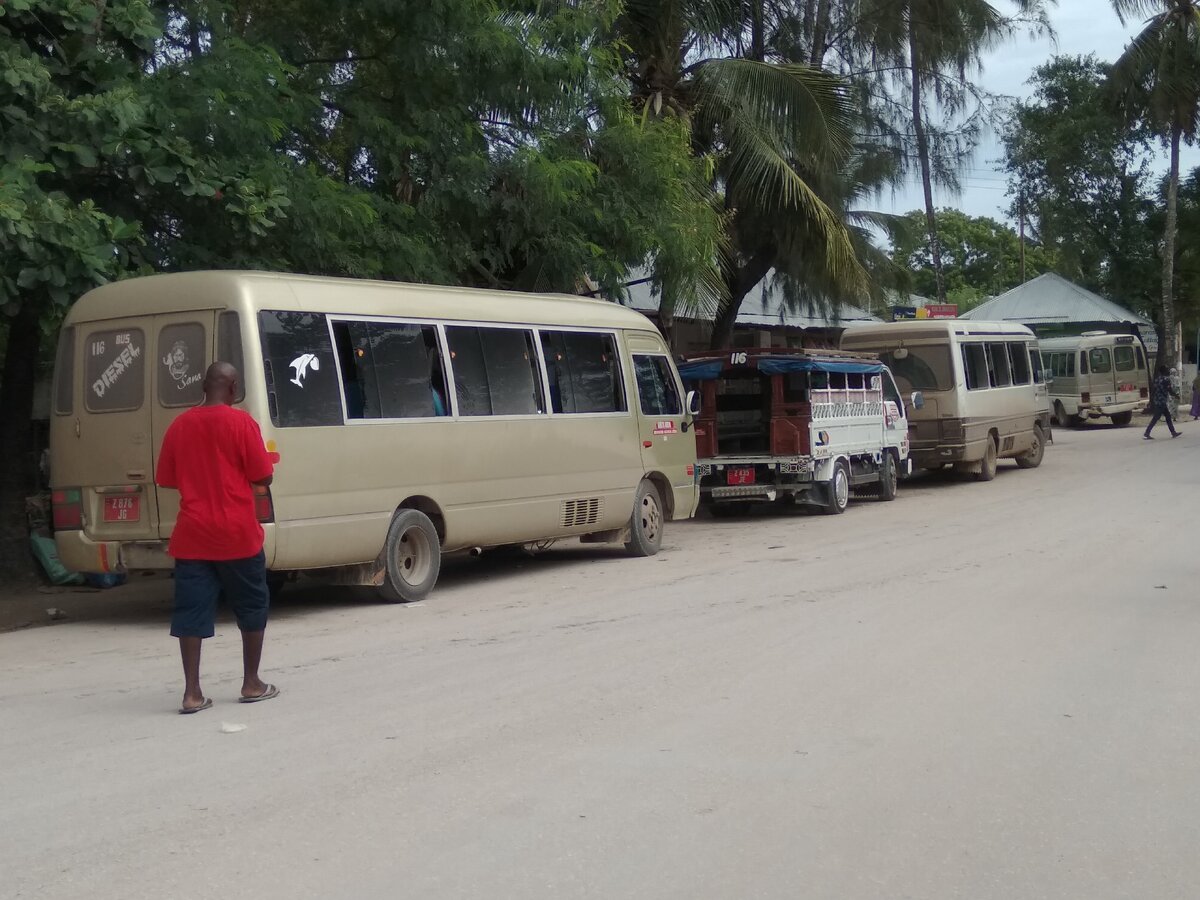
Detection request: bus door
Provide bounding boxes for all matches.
[1085,345,1118,407]
[149,311,218,539]
[70,318,160,551]
[627,336,697,517]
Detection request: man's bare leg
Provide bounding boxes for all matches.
[240,629,268,698]
[179,636,206,710]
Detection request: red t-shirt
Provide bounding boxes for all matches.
[156,405,274,561]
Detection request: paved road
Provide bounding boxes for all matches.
[3,423,1199,899]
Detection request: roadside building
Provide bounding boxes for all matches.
[958,273,1156,356]
[622,270,882,352]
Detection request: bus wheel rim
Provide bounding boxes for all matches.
[835,468,849,507]
[640,492,661,542]
[396,526,432,585]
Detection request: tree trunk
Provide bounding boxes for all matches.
[908,20,944,303]
[809,0,831,67]
[750,0,765,61]
[709,249,775,349]
[1161,124,1181,368]
[0,302,44,579]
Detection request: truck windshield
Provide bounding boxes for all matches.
[878,347,954,393]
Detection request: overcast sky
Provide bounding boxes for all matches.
[878,0,1198,221]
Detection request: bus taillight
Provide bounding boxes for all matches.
[1080,392,1090,404]
[1140,387,1148,399]
[253,484,275,523]
[51,489,84,530]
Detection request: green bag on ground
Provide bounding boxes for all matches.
[30,534,85,586]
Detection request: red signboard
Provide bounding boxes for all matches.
[924,303,958,319]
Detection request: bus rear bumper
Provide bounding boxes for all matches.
[55,531,130,575]
[1078,400,1145,418]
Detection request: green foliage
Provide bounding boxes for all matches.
[890,208,1057,300]
[1002,55,1159,316]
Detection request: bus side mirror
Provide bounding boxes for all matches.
[909,391,925,411]
[686,390,701,416]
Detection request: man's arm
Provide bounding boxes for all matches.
[242,418,275,487]
[156,425,178,489]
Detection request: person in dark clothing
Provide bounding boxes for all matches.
[1144,365,1181,439]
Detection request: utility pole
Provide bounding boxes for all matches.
[1018,192,1027,284]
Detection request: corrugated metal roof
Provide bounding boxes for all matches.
[959,273,1152,325]
[623,268,882,329]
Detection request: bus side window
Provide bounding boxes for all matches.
[1079,351,1088,376]
[333,320,447,420]
[258,311,342,427]
[1009,342,1031,385]
[539,331,626,414]
[987,343,1012,387]
[962,344,988,390]
[633,355,682,416]
[217,312,246,402]
[1029,347,1044,384]
[1067,353,1076,377]
[1136,346,1146,370]
[446,326,544,416]
[54,326,75,415]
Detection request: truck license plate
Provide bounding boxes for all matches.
[727,467,755,485]
[103,496,140,523]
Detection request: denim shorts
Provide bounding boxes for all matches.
[170,550,270,638]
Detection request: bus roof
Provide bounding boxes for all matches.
[841,319,1036,340]
[65,270,661,332]
[1038,333,1138,350]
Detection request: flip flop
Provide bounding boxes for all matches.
[180,697,213,715]
[239,684,279,704]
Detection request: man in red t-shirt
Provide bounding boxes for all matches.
[157,362,278,714]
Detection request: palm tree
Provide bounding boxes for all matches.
[858,0,1052,303]
[1109,0,1200,367]
[617,0,869,347]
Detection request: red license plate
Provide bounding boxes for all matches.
[727,467,756,485]
[103,495,140,523]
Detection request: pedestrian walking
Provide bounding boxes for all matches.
[1144,364,1181,440]
[155,361,279,713]
[1190,371,1200,420]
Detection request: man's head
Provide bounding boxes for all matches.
[202,361,240,405]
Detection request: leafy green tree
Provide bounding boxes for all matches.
[616,0,869,348]
[890,208,1058,300]
[1108,0,1200,365]
[1002,55,1158,316]
[857,0,1053,302]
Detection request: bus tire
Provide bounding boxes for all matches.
[976,436,998,482]
[1015,424,1045,469]
[1054,402,1072,428]
[822,460,851,515]
[378,509,441,603]
[625,479,664,557]
[1110,411,1133,427]
[877,452,898,501]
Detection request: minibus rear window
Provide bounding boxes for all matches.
[85,328,146,413]
[258,311,342,427]
[54,326,75,415]
[1114,346,1135,371]
[878,347,953,392]
[1089,348,1112,374]
[157,322,207,408]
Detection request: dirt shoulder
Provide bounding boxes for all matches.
[0,572,172,632]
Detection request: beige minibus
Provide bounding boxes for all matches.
[840,320,1051,480]
[1039,332,1149,427]
[50,271,700,601]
